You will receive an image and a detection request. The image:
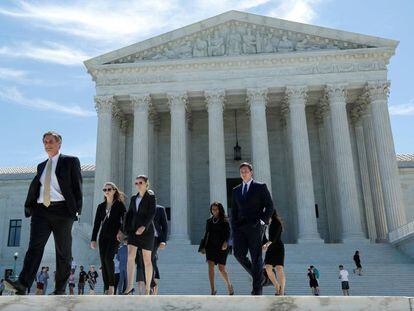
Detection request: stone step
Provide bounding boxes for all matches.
[1,295,413,311]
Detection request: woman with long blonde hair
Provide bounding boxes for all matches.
[90,182,126,295]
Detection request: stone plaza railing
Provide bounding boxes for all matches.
[388,220,414,259]
[388,220,414,243]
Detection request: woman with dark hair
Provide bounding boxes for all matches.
[91,182,126,295]
[353,250,362,276]
[201,202,234,295]
[262,209,286,295]
[123,175,156,295]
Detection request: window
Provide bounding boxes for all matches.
[8,219,22,247]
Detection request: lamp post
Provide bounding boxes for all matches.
[13,252,18,280]
[233,110,242,161]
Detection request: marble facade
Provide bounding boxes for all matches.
[83,11,410,244]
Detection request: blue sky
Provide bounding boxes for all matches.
[0,0,413,167]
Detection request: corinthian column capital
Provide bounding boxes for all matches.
[130,93,151,112]
[365,81,390,102]
[246,88,268,107]
[167,92,188,112]
[285,85,308,106]
[325,83,348,104]
[205,90,225,111]
[94,95,115,114]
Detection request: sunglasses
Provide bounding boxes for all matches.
[102,188,114,192]
[135,181,145,185]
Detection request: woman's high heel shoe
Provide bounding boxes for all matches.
[123,288,135,295]
[211,290,217,295]
[228,285,234,296]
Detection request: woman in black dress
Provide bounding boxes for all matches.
[123,175,156,295]
[90,182,126,295]
[262,209,286,295]
[202,202,234,295]
[353,250,362,275]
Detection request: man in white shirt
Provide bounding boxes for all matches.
[338,265,350,296]
[5,131,82,295]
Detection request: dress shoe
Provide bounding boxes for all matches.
[123,288,135,295]
[4,278,26,295]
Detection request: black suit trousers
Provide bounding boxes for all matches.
[19,204,73,292]
[233,222,264,294]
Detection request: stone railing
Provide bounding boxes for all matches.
[388,220,414,243]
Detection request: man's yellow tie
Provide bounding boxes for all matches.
[43,159,52,207]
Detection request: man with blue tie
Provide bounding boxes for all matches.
[231,162,274,295]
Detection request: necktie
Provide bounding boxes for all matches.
[242,183,248,197]
[43,159,52,207]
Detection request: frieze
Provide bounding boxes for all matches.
[105,21,374,64]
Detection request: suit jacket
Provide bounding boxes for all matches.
[24,154,83,219]
[123,190,156,235]
[91,199,126,241]
[154,205,168,243]
[231,180,274,229]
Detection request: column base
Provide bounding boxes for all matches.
[341,236,370,244]
[168,235,191,245]
[297,236,325,244]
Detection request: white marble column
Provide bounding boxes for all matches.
[247,88,272,191]
[148,110,159,193]
[111,107,121,185]
[320,99,341,242]
[118,119,128,193]
[93,95,114,217]
[360,99,388,241]
[205,90,228,211]
[315,104,336,243]
[325,84,366,241]
[366,81,407,232]
[130,94,151,194]
[351,105,377,242]
[285,86,322,243]
[168,92,189,242]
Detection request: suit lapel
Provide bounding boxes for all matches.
[55,154,64,188]
[37,160,47,178]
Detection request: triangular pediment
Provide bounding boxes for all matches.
[85,11,397,68]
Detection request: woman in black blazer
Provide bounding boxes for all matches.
[202,202,234,295]
[123,175,156,295]
[90,182,126,295]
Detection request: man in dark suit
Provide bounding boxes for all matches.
[5,131,82,295]
[231,162,274,295]
[151,205,168,294]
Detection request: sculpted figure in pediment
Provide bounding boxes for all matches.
[256,26,265,53]
[208,31,225,56]
[175,41,193,58]
[262,33,276,53]
[242,28,257,54]
[226,25,242,55]
[193,37,208,57]
[295,38,309,51]
[277,35,294,52]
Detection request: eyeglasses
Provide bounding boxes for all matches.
[135,181,145,185]
[102,188,113,192]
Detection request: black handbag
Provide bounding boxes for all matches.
[198,232,209,254]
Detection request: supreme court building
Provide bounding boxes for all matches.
[84,11,411,244]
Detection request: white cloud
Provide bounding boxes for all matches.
[0,67,27,80]
[0,86,95,117]
[389,99,414,116]
[0,41,91,66]
[0,1,322,45]
[267,0,323,23]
